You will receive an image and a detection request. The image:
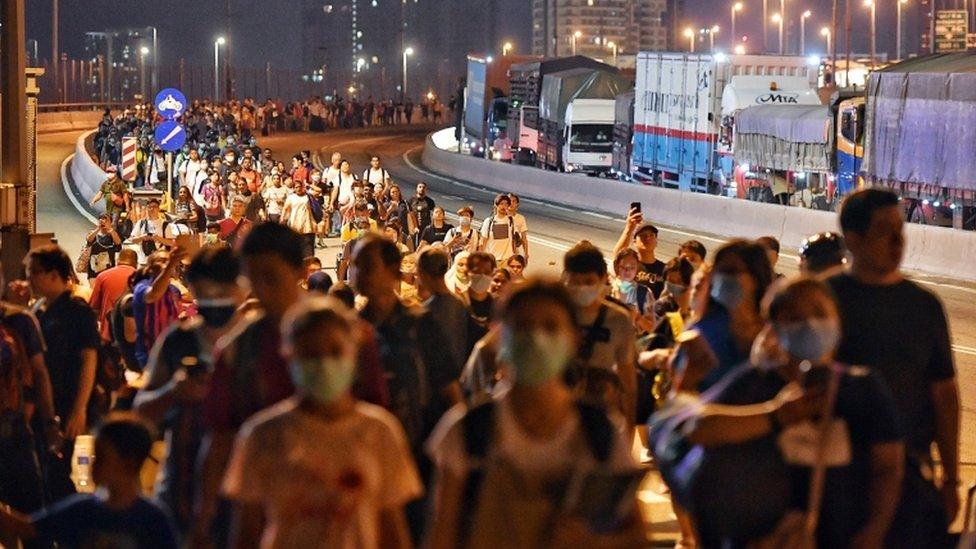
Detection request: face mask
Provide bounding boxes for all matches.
[775,319,840,362]
[459,216,472,227]
[617,280,636,294]
[498,329,574,387]
[567,284,603,308]
[196,298,238,328]
[710,272,744,311]
[289,355,356,405]
[666,282,687,299]
[469,274,492,293]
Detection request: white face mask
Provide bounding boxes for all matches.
[459,216,472,228]
[289,354,356,405]
[469,274,492,293]
[567,283,604,307]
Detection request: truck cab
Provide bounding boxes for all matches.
[562,99,615,175]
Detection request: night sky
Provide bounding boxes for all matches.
[26,0,927,69]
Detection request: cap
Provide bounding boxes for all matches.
[634,222,659,237]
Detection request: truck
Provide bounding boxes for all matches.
[863,52,976,228]
[537,68,631,174]
[612,91,635,180]
[507,56,618,165]
[631,52,821,193]
[732,91,864,208]
[463,54,534,157]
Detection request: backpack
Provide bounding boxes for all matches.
[308,195,324,223]
[457,400,616,545]
[110,293,139,372]
[139,219,169,256]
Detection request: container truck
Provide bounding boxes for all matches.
[463,54,533,157]
[863,52,976,228]
[631,52,821,193]
[537,68,631,174]
[507,56,617,165]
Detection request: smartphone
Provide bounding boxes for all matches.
[630,202,641,214]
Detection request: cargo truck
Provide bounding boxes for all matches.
[631,52,821,193]
[507,56,617,165]
[537,68,631,174]
[463,54,533,157]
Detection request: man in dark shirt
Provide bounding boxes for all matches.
[351,235,460,543]
[612,210,666,298]
[408,182,435,247]
[828,188,959,547]
[27,245,100,502]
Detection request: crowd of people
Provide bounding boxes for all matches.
[0,94,961,548]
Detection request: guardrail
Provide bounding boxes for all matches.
[422,129,976,282]
[37,102,129,113]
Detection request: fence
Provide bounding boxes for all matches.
[36,58,330,105]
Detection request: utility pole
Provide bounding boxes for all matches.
[51,0,58,100]
[831,0,837,76]
[844,0,852,86]
[225,0,233,100]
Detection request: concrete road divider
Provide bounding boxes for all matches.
[69,130,108,214]
[423,129,976,282]
[38,111,108,134]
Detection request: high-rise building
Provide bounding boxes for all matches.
[301,0,500,101]
[83,28,154,102]
[531,0,668,59]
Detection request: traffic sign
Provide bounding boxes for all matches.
[154,88,187,119]
[935,10,968,53]
[154,120,186,152]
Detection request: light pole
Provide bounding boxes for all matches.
[139,46,149,99]
[731,2,743,50]
[780,0,788,53]
[800,10,812,54]
[864,0,875,70]
[214,36,225,101]
[607,41,618,63]
[402,46,414,101]
[708,25,720,52]
[896,0,908,61]
[763,0,768,51]
[821,26,832,56]
[572,30,582,55]
[503,41,513,56]
[772,13,783,53]
[684,28,696,52]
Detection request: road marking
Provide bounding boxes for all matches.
[60,153,98,225]
[584,211,616,220]
[954,344,976,357]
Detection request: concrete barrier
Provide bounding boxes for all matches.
[37,111,107,134]
[69,130,108,215]
[423,130,976,282]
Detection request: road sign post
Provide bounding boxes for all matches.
[153,87,188,202]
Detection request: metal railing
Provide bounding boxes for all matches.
[37,102,130,113]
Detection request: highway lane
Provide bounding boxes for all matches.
[40,125,976,471]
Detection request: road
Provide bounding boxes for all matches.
[40,124,976,490]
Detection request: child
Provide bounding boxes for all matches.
[223,297,421,548]
[0,413,177,549]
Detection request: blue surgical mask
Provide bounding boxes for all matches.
[710,272,744,311]
[469,274,492,293]
[498,329,574,387]
[617,280,636,294]
[774,319,840,362]
[289,355,356,405]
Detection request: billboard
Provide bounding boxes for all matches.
[936,10,969,53]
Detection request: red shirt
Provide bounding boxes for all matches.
[218,217,252,242]
[89,264,136,342]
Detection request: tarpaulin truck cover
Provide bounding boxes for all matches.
[864,52,976,192]
[734,104,832,172]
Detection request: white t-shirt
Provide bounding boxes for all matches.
[426,397,635,479]
[480,215,522,262]
[284,193,316,234]
[362,168,388,186]
[223,399,423,549]
[262,185,289,216]
[131,216,168,264]
[182,158,204,188]
[336,173,358,207]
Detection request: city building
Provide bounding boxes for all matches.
[83,27,155,102]
[531,0,669,60]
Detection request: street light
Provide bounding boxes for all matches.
[800,10,812,55]
[607,41,618,64]
[731,2,744,50]
[897,0,909,61]
[771,13,783,54]
[214,37,225,101]
[572,30,582,55]
[864,0,876,70]
[684,27,696,52]
[402,46,414,100]
[503,42,513,56]
[820,26,832,56]
[709,25,720,52]
[139,46,149,99]
[734,43,747,54]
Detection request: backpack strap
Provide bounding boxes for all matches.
[576,401,616,464]
[578,304,609,362]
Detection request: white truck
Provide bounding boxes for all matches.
[631,52,821,193]
[561,98,616,175]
